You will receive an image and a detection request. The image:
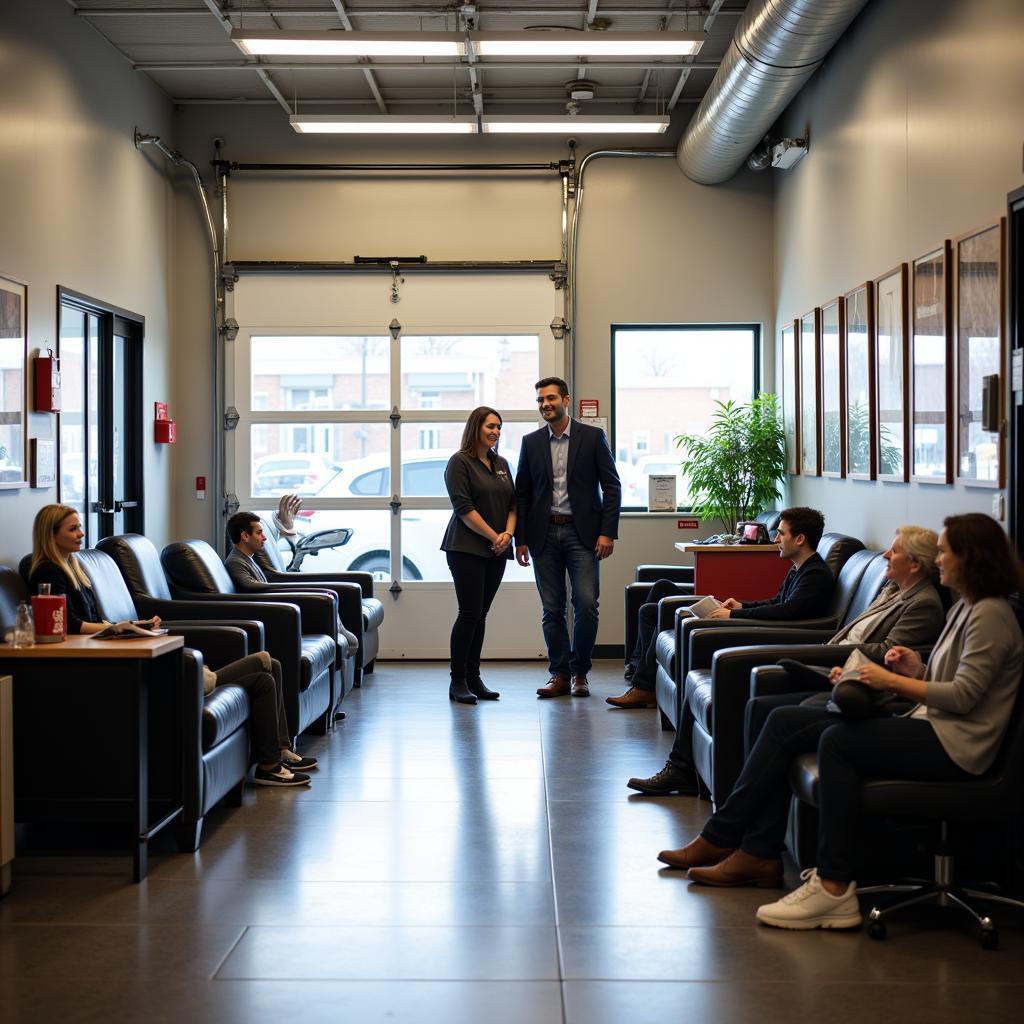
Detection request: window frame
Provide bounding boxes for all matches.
[610,322,762,512]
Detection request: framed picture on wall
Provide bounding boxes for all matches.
[844,283,875,480]
[955,220,1004,486]
[875,264,909,482]
[781,321,799,475]
[820,298,844,477]
[0,272,28,489]
[799,309,820,476]
[30,437,56,488]
[911,243,953,483]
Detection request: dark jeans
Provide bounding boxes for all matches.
[214,654,290,766]
[701,705,970,883]
[630,578,686,690]
[446,549,508,683]
[531,521,599,679]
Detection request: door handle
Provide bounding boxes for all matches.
[92,502,116,514]
[115,500,138,511]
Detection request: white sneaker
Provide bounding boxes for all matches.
[756,868,862,930]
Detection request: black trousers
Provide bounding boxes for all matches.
[701,705,970,883]
[630,578,686,690]
[446,550,508,683]
[214,654,291,766]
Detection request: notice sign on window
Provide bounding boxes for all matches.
[648,475,677,511]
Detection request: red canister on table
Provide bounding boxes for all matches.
[31,594,67,643]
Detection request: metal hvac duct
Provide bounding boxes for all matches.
[677,0,870,185]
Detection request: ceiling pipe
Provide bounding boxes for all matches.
[676,0,870,185]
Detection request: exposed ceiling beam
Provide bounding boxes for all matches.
[75,5,746,19]
[668,0,727,111]
[172,96,701,106]
[329,0,388,114]
[134,60,720,72]
[200,0,292,114]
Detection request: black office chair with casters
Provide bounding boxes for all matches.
[789,681,1024,949]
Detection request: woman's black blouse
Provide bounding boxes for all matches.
[441,450,516,559]
[27,559,101,635]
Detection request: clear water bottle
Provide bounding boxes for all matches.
[13,601,34,648]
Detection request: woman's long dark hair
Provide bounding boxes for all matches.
[458,406,502,457]
[943,513,1023,601]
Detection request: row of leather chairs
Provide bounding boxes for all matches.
[1,532,386,850]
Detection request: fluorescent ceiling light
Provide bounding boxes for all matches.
[290,115,478,135]
[483,116,670,135]
[472,31,703,57]
[233,30,466,57]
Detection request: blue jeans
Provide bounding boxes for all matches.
[531,521,600,679]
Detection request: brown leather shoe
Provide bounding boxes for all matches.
[657,835,734,871]
[537,675,571,698]
[571,674,590,698]
[687,849,785,888]
[606,686,656,709]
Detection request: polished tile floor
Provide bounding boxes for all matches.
[2,661,1022,1022]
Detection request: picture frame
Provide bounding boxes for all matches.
[0,272,28,489]
[911,243,953,483]
[955,219,1005,487]
[875,264,910,482]
[781,321,799,475]
[30,437,56,488]
[799,309,820,476]
[844,283,876,480]
[820,297,845,477]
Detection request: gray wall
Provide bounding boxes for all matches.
[0,0,176,566]
[773,0,1024,548]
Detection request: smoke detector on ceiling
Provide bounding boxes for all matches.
[565,79,598,101]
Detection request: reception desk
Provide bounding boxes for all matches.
[674,543,789,602]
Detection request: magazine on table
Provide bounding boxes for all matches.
[676,596,722,619]
[92,619,169,640]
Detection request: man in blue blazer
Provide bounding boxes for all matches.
[515,377,621,697]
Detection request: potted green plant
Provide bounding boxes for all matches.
[674,394,786,535]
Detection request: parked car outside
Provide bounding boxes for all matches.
[251,453,341,497]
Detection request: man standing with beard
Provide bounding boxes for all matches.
[515,377,621,698]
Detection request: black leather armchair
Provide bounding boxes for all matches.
[254,515,384,686]
[1,561,254,853]
[682,552,889,806]
[624,511,783,661]
[654,533,868,733]
[157,539,337,739]
[790,681,1024,948]
[97,533,332,738]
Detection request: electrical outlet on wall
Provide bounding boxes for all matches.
[992,493,1005,521]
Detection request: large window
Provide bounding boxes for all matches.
[612,324,760,510]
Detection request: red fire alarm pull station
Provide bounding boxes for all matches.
[34,349,61,412]
[195,476,206,500]
[154,402,176,443]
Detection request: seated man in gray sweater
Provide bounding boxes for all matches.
[627,524,946,795]
[224,510,360,656]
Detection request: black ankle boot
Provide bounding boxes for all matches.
[449,679,477,704]
[467,676,500,700]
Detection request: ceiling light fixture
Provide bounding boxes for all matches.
[472,31,703,57]
[482,115,669,135]
[232,30,703,60]
[290,115,478,134]
[233,30,466,58]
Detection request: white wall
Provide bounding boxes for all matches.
[0,0,176,566]
[772,0,1024,549]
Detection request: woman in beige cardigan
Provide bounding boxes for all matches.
[657,513,1023,931]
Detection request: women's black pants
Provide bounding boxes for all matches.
[446,550,508,683]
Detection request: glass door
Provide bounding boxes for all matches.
[58,293,144,546]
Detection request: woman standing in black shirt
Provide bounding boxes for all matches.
[441,407,517,704]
